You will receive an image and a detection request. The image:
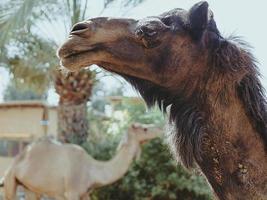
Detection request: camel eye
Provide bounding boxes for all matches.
[143,27,157,37]
[136,26,161,48]
[136,26,157,39]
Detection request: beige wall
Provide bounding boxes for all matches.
[0,107,57,138]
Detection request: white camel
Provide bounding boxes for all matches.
[1,123,162,200]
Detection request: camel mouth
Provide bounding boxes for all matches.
[58,45,102,70]
[59,46,97,59]
[66,48,95,59]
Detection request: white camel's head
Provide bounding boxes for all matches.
[117,123,162,150]
[129,123,162,143]
[117,123,162,161]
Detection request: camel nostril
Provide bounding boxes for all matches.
[70,22,89,34]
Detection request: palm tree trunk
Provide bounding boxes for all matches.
[54,69,94,144]
[57,103,88,144]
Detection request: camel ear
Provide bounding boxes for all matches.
[188,1,209,40]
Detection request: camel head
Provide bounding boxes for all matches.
[58,1,220,91]
[117,123,162,161]
[129,123,162,143]
[118,123,162,149]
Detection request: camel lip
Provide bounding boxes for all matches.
[58,45,104,71]
[61,46,97,59]
[57,37,104,60]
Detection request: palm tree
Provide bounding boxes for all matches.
[0,0,145,144]
[54,69,95,144]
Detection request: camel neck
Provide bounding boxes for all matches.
[195,78,267,199]
[92,138,139,187]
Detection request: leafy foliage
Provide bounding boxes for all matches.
[3,34,57,94]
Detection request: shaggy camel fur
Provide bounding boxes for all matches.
[1,123,162,200]
[58,1,267,199]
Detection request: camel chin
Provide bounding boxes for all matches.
[60,54,95,71]
[59,60,75,71]
[58,40,99,71]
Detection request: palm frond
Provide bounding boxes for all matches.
[4,33,57,93]
[0,0,37,47]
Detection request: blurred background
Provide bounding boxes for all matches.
[0,0,266,199]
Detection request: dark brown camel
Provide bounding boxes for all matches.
[58,2,267,199]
